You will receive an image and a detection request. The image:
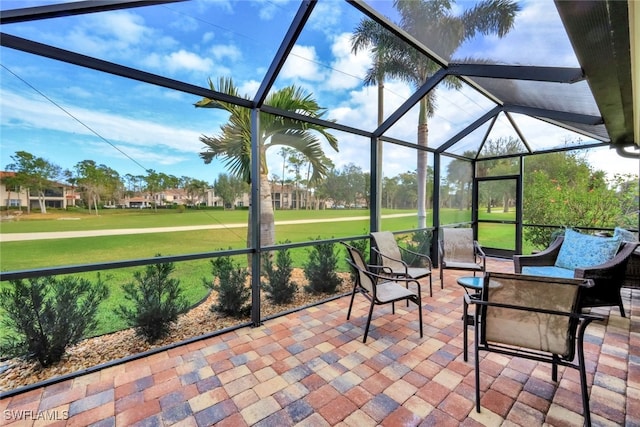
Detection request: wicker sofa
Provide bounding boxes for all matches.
[514,229,638,317]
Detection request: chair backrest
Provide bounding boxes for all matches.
[343,243,375,294]
[371,231,405,271]
[480,272,587,360]
[441,228,476,263]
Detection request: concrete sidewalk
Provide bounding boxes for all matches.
[0,214,416,242]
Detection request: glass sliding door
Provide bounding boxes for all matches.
[475,176,521,257]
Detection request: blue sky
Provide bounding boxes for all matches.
[1,0,637,186]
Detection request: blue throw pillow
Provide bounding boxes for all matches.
[613,227,637,243]
[555,228,622,270]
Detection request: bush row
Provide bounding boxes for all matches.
[0,241,346,368]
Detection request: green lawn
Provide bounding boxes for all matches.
[0,207,530,338]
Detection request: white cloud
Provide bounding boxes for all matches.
[279,45,326,82]
[1,90,203,155]
[165,50,213,73]
[239,80,261,98]
[307,1,342,36]
[202,32,216,44]
[253,0,290,20]
[325,33,371,90]
[97,11,150,44]
[210,44,242,62]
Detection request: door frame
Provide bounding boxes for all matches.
[473,174,522,258]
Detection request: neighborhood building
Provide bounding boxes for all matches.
[0,171,79,211]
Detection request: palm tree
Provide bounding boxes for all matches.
[351,0,519,229]
[195,77,338,248]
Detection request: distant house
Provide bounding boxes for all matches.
[0,171,78,210]
[206,188,249,209]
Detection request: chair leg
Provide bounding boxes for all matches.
[552,356,559,382]
[463,297,469,362]
[429,274,433,297]
[618,299,626,318]
[346,283,359,320]
[439,265,443,287]
[474,321,481,413]
[362,301,375,343]
[415,296,423,338]
[577,320,593,426]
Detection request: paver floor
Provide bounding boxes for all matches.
[2,258,638,426]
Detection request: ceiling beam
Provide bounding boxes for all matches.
[0,33,251,108]
[555,0,635,146]
[0,0,183,24]
[448,63,584,83]
[502,104,603,126]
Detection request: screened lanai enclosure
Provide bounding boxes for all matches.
[0,0,638,391]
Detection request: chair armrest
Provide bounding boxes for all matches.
[513,236,564,273]
[371,247,409,268]
[575,242,639,279]
[363,267,421,290]
[473,241,486,258]
[398,246,433,268]
[473,241,486,270]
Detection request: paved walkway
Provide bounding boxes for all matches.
[0,214,415,242]
[2,259,638,426]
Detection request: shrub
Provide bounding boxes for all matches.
[303,239,342,294]
[0,274,109,367]
[203,255,250,318]
[117,259,188,343]
[261,244,297,305]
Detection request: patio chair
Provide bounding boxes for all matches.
[370,231,433,296]
[514,231,638,317]
[342,242,423,343]
[465,272,602,426]
[438,227,486,287]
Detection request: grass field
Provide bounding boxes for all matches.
[0,207,529,337]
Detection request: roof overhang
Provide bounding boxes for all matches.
[555,0,639,158]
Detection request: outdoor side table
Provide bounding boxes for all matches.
[457,276,483,294]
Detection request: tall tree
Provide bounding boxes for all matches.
[213,173,247,209]
[522,149,635,248]
[287,151,306,209]
[144,169,164,211]
[195,77,338,247]
[183,177,210,207]
[6,151,63,214]
[74,160,121,214]
[352,0,519,228]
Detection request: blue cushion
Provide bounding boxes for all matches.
[522,266,575,279]
[613,227,637,243]
[555,228,621,270]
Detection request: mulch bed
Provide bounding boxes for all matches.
[0,270,353,392]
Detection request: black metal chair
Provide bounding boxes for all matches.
[465,272,603,426]
[514,237,638,317]
[438,227,485,287]
[342,242,423,343]
[370,231,433,296]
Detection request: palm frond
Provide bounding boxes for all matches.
[269,130,332,183]
[197,77,337,183]
[194,77,245,114]
[461,0,520,40]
